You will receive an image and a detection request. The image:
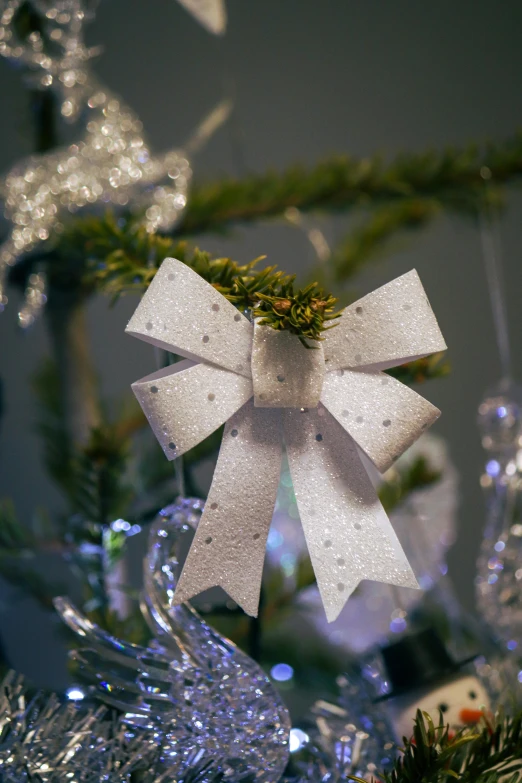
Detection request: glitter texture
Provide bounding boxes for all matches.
[252,323,325,407]
[174,402,283,616]
[321,368,440,472]
[323,269,447,372]
[0,5,230,324]
[128,259,445,621]
[55,497,290,779]
[284,405,418,622]
[126,258,253,376]
[132,359,253,460]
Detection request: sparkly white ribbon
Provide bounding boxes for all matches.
[127,258,446,621]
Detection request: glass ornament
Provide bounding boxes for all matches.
[476,380,522,648]
[55,497,291,781]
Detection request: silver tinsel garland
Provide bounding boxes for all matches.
[0,671,223,782]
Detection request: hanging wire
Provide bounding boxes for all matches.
[219,61,332,265]
[478,204,512,385]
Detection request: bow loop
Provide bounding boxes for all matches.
[320,368,440,473]
[132,360,253,460]
[126,258,253,377]
[323,269,446,373]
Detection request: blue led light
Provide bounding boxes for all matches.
[280,553,296,576]
[389,617,407,634]
[267,529,283,550]
[270,663,294,682]
[486,460,501,477]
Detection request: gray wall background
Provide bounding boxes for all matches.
[1,0,522,687]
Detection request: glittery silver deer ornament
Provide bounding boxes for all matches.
[0,0,102,122]
[55,497,291,781]
[0,0,230,326]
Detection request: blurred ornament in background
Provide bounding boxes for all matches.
[284,630,522,782]
[176,0,226,35]
[55,497,290,780]
[283,698,394,783]
[370,628,490,744]
[474,211,522,657]
[0,0,231,326]
[0,0,102,122]
[476,379,522,649]
[269,433,458,653]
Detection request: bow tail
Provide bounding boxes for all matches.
[173,400,283,617]
[283,408,418,623]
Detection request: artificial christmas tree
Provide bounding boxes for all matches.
[2,1,522,780]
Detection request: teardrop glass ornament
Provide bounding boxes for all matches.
[476,380,522,646]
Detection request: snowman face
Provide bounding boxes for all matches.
[388,674,490,742]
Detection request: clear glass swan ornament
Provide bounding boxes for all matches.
[54,498,291,781]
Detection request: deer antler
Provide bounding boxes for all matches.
[0,0,101,121]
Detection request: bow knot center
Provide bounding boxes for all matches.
[251,323,325,408]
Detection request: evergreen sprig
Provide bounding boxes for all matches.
[253,279,341,344]
[9,131,522,304]
[387,353,450,385]
[362,709,522,783]
[179,140,513,237]
[43,214,342,340]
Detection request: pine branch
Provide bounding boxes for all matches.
[329,198,441,281]
[0,501,64,608]
[8,132,522,302]
[387,353,450,385]
[253,279,341,343]
[32,218,341,340]
[177,135,518,237]
[24,216,455,351]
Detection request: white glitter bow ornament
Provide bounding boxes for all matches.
[127,259,447,622]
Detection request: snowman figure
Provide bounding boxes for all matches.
[375,629,490,743]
